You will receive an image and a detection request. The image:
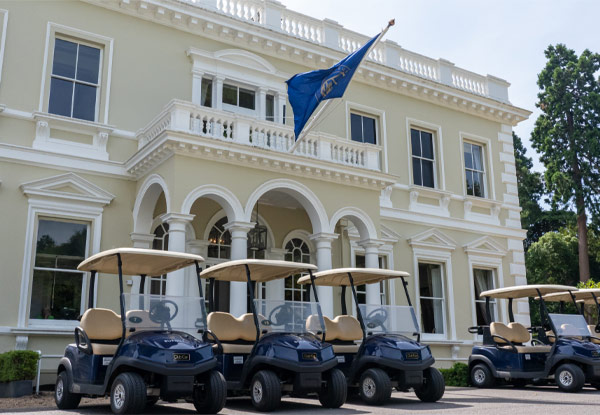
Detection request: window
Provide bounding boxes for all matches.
[473,269,496,325]
[30,218,89,321]
[284,238,311,301]
[201,78,213,107]
[350,113,377,145]
[464,142,486,197]
[207,217,231,259]
[48,38,101,122]
[223,83,255,110]
[266,94,275,122]
[149,223,169,295]
[411,128,435,188]
[354,255,388,304]
[418,263,445,335]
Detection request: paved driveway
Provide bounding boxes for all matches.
[2,386,599,414]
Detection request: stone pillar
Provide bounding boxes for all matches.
[276,92,287,124]
[160,213,195,297]
[258,87,267,120]
[310,232,338,317]
[223,221,254,317]
[191,70,204,106]
[266,248,288,300]
[359,239,383,305]
[213,76,224,110]
[129,232,156,294]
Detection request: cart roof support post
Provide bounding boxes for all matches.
[508,298,514,323]
[308,270,326,342]
[245,264,261,342]
[485,297,492,325]
[88,270,96,309]
[347,272,366,340]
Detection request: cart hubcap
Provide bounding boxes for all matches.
[474,369,485,384]
[559,370,573,387]
[113,384,126,409]
[252,380,263,403]
[56,378,63,401]
[362,377,376,398]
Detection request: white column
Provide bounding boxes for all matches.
[161,213,195,297]
[223,221,254,317]
[265,248,288,300]
[213,76,224,110]
[258,87,267,120]
[276,92,287,124]
[191,70,204,106]
[310,232,338,318]
[129,232,156,294]
[359,239,383,305]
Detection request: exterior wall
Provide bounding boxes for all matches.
[0,0,530,382]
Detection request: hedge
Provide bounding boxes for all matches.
[439,362,470,387]
[0,351,40,383]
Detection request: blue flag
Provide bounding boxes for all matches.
[286,33,379,140]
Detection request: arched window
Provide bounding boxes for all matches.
[207,217,231,259]
[150,222,169,295]
[284,238,311,302]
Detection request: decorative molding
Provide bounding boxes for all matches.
[379,185,393,208]
[462,196,502,226]
[408,186,452,218]
[0,9,8,87]
[463,235,508,258]
[408,228,457,251]
[20,172,115,206]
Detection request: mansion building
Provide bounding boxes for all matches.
[0,0,531,382]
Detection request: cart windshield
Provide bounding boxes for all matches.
[549,313,591,338]
[358,304,420,336]
[254,299,325,335]
[122,293,207,335]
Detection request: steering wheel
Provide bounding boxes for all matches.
[267,304,295,327]
[149,300,179,330]
[365,307,388,331]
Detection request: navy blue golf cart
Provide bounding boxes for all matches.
[298,268,445,405]
[469,284,600,392]
[199,259,346,411]
[55,248,227,414]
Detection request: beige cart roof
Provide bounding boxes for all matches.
[480,284,578,299]
[78,248,204,276]
[543,288,600,303]
[199,259,317,282]
[298,268,410,286]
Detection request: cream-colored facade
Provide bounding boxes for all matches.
[0,0,531,382]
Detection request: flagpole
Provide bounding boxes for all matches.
[289,19,395,154]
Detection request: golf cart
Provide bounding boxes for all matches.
[199,259,346,411]
[55,248,227,414]
[298,268,445,405]
[542,288,600,345]
[469,284,600,392]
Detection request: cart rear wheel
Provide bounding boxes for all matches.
[55,371,81,410]
[555,363,584,393]
[415,367,445,402]
[110,372,147,414]
[193,370,227,414]
[250,370,281,412]
[470,363,495,388]
[358,368,391,406]
[319,368,347,408]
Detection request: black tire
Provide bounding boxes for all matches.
[55,371,81,410]
[319,368,347,408]
[470,364,495,388]
[110,372,147,414]
[358,368,391,406]
[193,370,227,414]
[250,370,281,412]
[415,367,445,403]
[555,363,585,393]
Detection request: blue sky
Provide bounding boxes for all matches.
[281,0,600,171]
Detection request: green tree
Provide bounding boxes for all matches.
[531,44,600,282]
[526,228,580,287]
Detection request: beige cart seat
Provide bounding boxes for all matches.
[208,312,257,354]
[124,310,161,336]
[306,315,362,353]
[79,308,122,355]
[490,322,551,353]
[588,325,600,344]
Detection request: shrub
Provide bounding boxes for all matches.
[0,351,40,382]
[439,362,469,387]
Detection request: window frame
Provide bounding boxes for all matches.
[284,238,312,302]
[349,111,378,145]
[410,127,437,189]
[463,141,487,198]
[406,119,445,191]
[467,254,506,338]
[221,81,257,115]
[459,132,496,200]
[417,262,447,338]
[472,267,498,326]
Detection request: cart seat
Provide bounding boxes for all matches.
[491,322,550,353]
[125,310,160,336]
[588,325,600,344]
[306,315,361,354]
[79,308,122,355]
[207,312,257,354]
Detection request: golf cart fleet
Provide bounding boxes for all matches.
[468,284,600,392]
[54,248,227,414]
[298,268,445,405]
[199,259,346,411]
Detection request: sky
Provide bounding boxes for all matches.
[280,0,600,172]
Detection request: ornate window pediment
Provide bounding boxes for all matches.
[408,228,457,251]
[20,172,114,207]
[463,235,507,257]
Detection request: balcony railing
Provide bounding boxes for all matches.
[184,0,510,103]
[137,100,382,171]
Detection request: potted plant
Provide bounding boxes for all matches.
[0,350,39,398]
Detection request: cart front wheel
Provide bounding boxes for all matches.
[55,371,81,410]
[415,367,445,402]
[358,368,391,406]
[319,368,347,408]
[193,370,227,414]
[470,363,495,388]
[555,363,584,393]
[110,372,147,414]
[250,370,281,412]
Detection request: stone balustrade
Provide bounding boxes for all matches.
[186,0,511,103]
[137,100,382,170]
